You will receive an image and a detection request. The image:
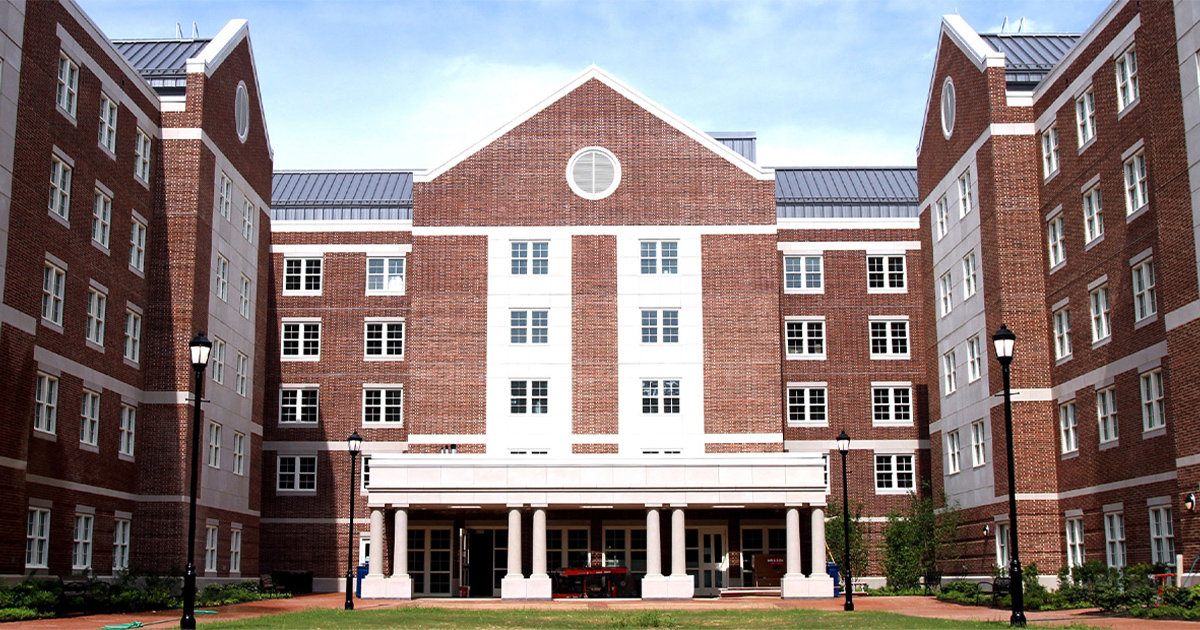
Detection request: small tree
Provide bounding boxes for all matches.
[825,500,869,584]
[882,488,961,590]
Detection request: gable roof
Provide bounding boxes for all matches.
[112,38,210,92]
[271,171,413,221]
[775,168,917,219]
[979,34,1080,89]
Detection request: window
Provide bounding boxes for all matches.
[207,422,222,468]
[641,309,679,344]
[86,288,106,345]
[365,321,406,357]
[280,388,318,424]
[996,522,1010,567]
[134,129,151,182]
[1054,308,1073,360]
[942,350,958,395]
[511,380,548,414]
[50,156,72,219]
[124,310,142,363]
[1066,518,1085,567]
[1041,126,1059,178]
[547,528,591,571]
[277,455,317,491]
[34,373,58,434]
[366,257,406,293]
[1083,186,1104,243]
[205,525,218,572]
[215,255,228,301]
[1060,402,1078,454]
[1105,512,1126,568]
[947,431,961,475]
[1076,88,1096,145]
[935,195,948,239]
[939,272,953,316]
[230,529,242,573]
[872,385,912,424]
[1116,46,1139,111]
[218,173,232,220]
[235,81,250,141]
[640,241,678,275]
[962,251,977,298]
[869,318,909,358]
[281,321,320,358]
[233,432,245,476]
[211,337,225,384]
[1141,369,1165,431]
[966,336,982,382]
[73,514,93,570]
[235,353,248,396]
[511,241,548,275]
[1150,506,1175,564]
[363,388,404,424]
[785,318,825,359]
[641,379,680,414]
[510,311,547,345]
[241,200,254,242]
[239,275,252,318]
[42,262,65,325]
[92,191,111,248]
[1047,215,1065,268]
[112,518,130,571]
[971,421,987,467]
[98,93,117,152]
[80,389,100,446]
[867,255,906,291]
[783,255,822,292]
[283,258,322,294]
[119,405,136,456]
[787,386,827,425]
[1090,285,1111,342]
[129,219,146,272]
[1097,387,1118,444]
[1124,151,1148,214]
[958,169,973,217]
[875,454,915,491]
[1132,259,1156,321]
[57,53,78,116]
[26,508,50,568]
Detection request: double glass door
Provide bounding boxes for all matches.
[685,527,727,596]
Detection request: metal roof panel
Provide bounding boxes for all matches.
[112,39,210,79]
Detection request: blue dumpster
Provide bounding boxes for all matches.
[355,564,368,597]
[828,562,840,597]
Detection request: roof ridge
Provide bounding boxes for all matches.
[111,37,212,43]
[275,169,418,174]
[772,166,916,171]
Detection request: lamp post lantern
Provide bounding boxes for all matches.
[837,431,853,612]
[181,332,212,630]
[992,324,1025,627]
[345,431,363,610]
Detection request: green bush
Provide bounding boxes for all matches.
[197,581,288,607]
[609,611,678,628]
[881,488,961,591]
[0,607,45,622]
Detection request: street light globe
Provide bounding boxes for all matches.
[836,431,851,455]
[347,431,363,455]
[992,324,1016,363]
[189,332,213,370]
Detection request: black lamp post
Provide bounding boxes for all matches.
[993,324,1025,627]
[345,431,363,610]
[181,332,212,630]
[837,431,853,612]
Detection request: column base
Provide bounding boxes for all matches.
[501,575,529,600]
[781,574,835,599]
[359,575,412,599]
[642,574,693,599]
[525,574,552,600]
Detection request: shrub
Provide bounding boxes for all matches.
[881,488,961,590]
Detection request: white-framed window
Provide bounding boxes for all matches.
[241,199,254,242]
[124,310,142,364]
[98,93,117,153]
[86,287,106,346]
[119,404,136,456]
[34,372,58,434]
[510,380,549,414]
[365,320,406,357]
[57,52,79,116]
[1076,88,1096,145]
[1047,215,1065,268]
[42,262,65,325]
[1066,517,1085,566]
[787,385,827,425]
[641,379,679,414]
[939,272,953,316]
[512,241,549,275]
[869,317,910,359]
[547,527,591,571]
[784,255,823,292]
[207,422,222,469]
[366,257,406,293]
[218,173,232,220]
[129,219,146,272]
[72,513,93,570]
[1124,150,1148,214]
[875,454,915,492]
[233,432,245,476]
[50,156,72,220]
[1097,387,1118,444]
[1150,506,1175,564]
[1132,259,1156,321]
[277,455,317,491]
[230,528,242,573]
[205,525,218,572]
[996,522,1010,567]
[235,353,248,397]
[872,384,911,424]
[785,318,825,359]
[281,321,321,359]
[80,389,100,446]
[971,420,987,467]
[1060,401,1078,454]
[215,255,229,301]
[1054,308,1073,360]
[92,191,111,248]
[958,168,973,217]
[867,254,906,292]
[510,311,547,345]
[361,456,371,489]
[1090,285,1111,342]
[1084,186,1104,243]
[280,388,318,424]
[1141,369,1165,431]
[947,430,961,475]
[962,251,977,299]
[283,257,322,295]
[641,309,679,344]
[1116,45,1139,111]
[1041,126,1060,178]
[966,335,982,382]
[134,129,151,183]
[1105,511,1126,568]
[640,241,678,275]
[211,337,225,384]
[942,350,958,395]
[112,518,130,571]
[26,508,50,568]
[935,195,948,239]
[363,387,404,424]
[239,275,252,319]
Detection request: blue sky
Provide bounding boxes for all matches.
[82,0,1111,171]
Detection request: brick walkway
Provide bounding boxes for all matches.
[13,593,1200,629]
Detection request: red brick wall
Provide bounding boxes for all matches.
[571,235,618,435]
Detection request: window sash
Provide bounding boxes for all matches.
[1105,512,1126,568]
[1076,89,1096,144]
[86,289,106,345]
[42,264,65,324]
[947,431,961,474]
[788,387,827,424]
[962,252,977,298]
[1141,370,1165,430]
[26,508,50,568]
[73,514,93,570]
[57,54,79,115]
[366,257,407,292]
[870,320,909,356]
[1132,260,1156,320]
[283,258,322,292]
[642,380,680,415]
[363,388,404,423]
[1060,403,1078,453]
[1054,309,1073,359]
[277,455,317,490]
[1097,388,1118,443]
[49,157,72,219]
[1090,287,1111,341]
[785,320,825,357]
[92,192,112,247]
[867,255,906,290]
[119,405,137,456]
[971,421,986,467]
[875,454,914,490]
[640,241,678,275]
[125,311,142,362]
[1084,188,1104,243]
[366,321,406,356]
[280,388,319,424]
[35,373,59,434]
[80,390,100,446]
[958,171,973,217]
[129,221,147,271]
[135,130,152,182]
[282,322,321,357]
[112,519,130,570]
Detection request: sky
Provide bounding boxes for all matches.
[81,0,1112,171]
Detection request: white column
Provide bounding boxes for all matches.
[785,508,801,576]
[501,508,528,599]
[670,508,686,577]
[810,507,826,576]
[368,508,385,577]
[532,509,547,577]
[646,509,662,577]
[392,509,408,577]
[507,509,523,577]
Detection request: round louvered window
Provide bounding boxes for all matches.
[567,147,621,200]
[235,81,250,142]
[941,77,956,139]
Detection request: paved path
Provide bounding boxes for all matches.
[12,592,1200,629]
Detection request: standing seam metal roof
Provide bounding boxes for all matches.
[775,168,918,219]
[979,34,1081,87]
[112,39,210,90]
[272,172,413,221]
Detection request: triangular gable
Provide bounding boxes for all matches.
[415,65,772,183]
[188,19,274,159]
[916,15,1005,157]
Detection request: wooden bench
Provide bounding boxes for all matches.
[59,577,95,602]
[923,569,943,593]
[259,574,287,593]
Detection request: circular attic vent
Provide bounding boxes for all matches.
[567,147,621,200]
[235,81,250,142]
[941,77,956,139]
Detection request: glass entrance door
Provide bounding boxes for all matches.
[686,527,727,596]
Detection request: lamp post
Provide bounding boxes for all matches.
[345,431,363,610]
[993,324,1025,627]
[837,431,853,612]
[181,332,212,630]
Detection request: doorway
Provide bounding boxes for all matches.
[463,528,507,597]
[686,527,728,596]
